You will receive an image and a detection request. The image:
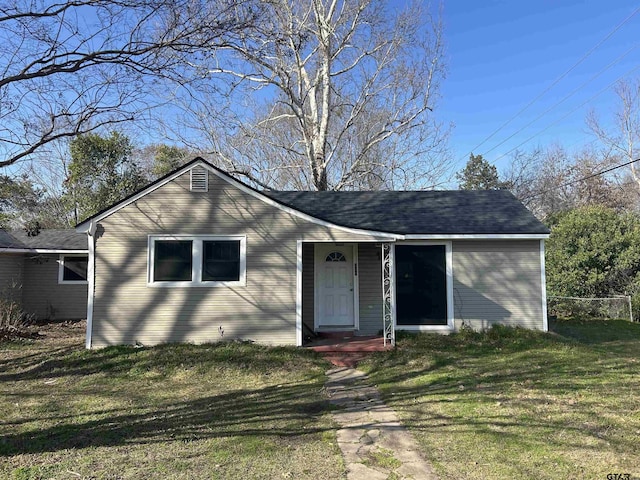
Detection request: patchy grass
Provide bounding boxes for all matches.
[363,447,402,470]
[360,320,640,480]
[0,321,344,479]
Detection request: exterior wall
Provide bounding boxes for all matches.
[357,243,382,335]
[302,243,314,337]
[22,254,88,320]
[0,254,24,303]
[91,170,387,348]
[452,240,544,330]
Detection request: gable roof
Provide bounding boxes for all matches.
[265,190,549,235]
[75,157,549,238]
[0,229,88,252]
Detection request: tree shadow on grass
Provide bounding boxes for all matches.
[366,319,640,387]
[0,340,334,457]
[360,320,640,458]
[0,341,325,382]
[549,317,640,346]
[0,376,332,456]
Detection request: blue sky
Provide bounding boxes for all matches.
[440,1,640,175]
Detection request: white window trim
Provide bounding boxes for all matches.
[393,241,454,332]
[58,254,89,285]
[148,235,246,287]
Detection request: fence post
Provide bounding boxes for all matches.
[629,295,634,323]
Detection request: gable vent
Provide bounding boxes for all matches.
[190,167,208,192]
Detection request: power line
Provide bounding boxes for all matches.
[491,62,640,163]
[521,157,640,200]
[480,42,640,157]
[456,5,640,163]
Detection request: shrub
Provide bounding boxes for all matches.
[545,206,640,320]
[0,287,34,341]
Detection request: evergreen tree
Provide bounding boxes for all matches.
[456,154,510,190]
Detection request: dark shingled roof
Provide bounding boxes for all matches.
[264,190,549,235]
[75,158,547,236]
[0,229,87,250]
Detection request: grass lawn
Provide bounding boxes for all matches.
[0,321,344,479]
[360,319,640,480]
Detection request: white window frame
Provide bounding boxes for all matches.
[58,254,89,285]
[148,235,246,287]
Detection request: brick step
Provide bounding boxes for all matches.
[307,336,392,367]
[320,352,370,368]
[308,337,391,353]
[315,331,356,340]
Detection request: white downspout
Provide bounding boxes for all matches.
[85,221,96,349]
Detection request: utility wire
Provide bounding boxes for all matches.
[521,157,640,200]
[457,5,640,162]
[491,62,640,163]
[481,42,640,157]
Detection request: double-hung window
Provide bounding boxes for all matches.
[149,235,246,287]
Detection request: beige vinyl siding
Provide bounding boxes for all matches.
[91,170,387,347]
[0,254,24,303]
[452,240,543,330]
[357,243,382,335]
[302,243,314,336]
[22,254,88,320]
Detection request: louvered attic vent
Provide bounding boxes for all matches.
[190,167,208,192]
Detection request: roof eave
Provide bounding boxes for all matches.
[402,233,550,240]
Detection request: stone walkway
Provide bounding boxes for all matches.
[325,367,439,480]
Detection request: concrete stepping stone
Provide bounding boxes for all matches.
[325,366,439,480]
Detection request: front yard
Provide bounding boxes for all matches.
[0,321,344,479]
[361,319,640,479]
[2,319,639,479]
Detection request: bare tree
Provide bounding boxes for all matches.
[504,146,575,218]
[0,0,260,168]
[169,0,450,190]
[505,144,638,220]
[587,78,640,190]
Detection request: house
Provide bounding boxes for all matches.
[76,158,550,349]
[0,229,88,320]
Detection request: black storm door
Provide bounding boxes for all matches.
[395,245,447,325]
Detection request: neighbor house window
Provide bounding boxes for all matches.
[148,235,246,287]
[58,255,88,284]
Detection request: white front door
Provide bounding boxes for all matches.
[315,244,355,328]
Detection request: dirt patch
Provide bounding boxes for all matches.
[0,320,85,361]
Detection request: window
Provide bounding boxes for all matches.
[148,235,246,287]
[58,255,88,284]
[325,251,346,262]
[154,241,192,281]
[203,241,240,281]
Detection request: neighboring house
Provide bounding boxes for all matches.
[76,158,550,349]
[0,229,88,320]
